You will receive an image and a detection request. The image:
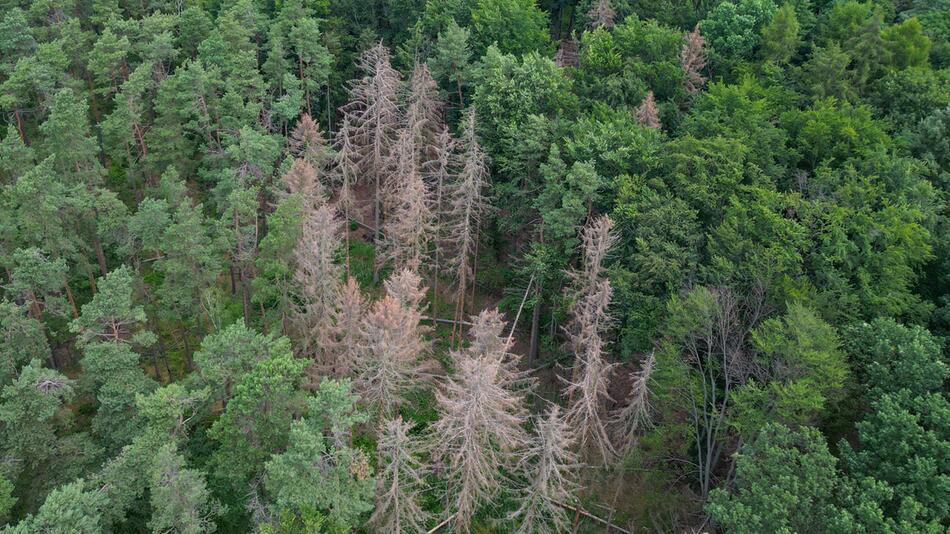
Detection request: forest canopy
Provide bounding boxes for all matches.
[0,0,948,532]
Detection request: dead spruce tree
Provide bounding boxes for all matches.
[427,126,457,319]
[612,350,656,456]
[333,116,361,270]
[636,90,661,129]
[563,215,619,467]
[370,416,431,533]
[681,24,708,95]
[280,157,325,208]
[431,308,529,533]
[406,63,444,165]
[513,405,579,534]
[357,269,431,420]
[340,44,402,281]
[588,0,616,29]
[327,276,365,377]
[446,110,490,336]
[380,129,435,273]
[288,113,331,171]
[292,200,343,363]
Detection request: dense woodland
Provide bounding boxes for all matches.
[0,0,948,531]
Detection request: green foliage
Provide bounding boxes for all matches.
[707,424,850,533]
[469,0,551,57]
[0,300,50,387]
[69,265,154,347]
[2,0,950,530]
[840,391,950,532]
[844,318,947,398]
[702,0,777,64]
[263,379,373,532]
[194,322,291,400]
[881,17,931,69]
[731,304,847,436]
[0,360,73,470]
[576,16,686,106]
[761,3,801,64]
[3,479,106,534]
[783,98,889,169]
[208,344,306,505]
[79,342,157,453]
[148,444,222,534]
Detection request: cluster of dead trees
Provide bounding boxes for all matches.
[276,44,653,532]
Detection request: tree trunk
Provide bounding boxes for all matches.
[373,173,381,284]
[529,289,541,363]
[87,268,98,295]
[64,281,79,319]
[92,232,109,276]
[183,332,193,373]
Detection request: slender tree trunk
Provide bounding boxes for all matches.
[529,288,541,363]
[373,173,381,284]
[240,272,251,325]
[93,232,108,276]
[469,236,479,315]
[151,349,162,382]
[183,331,193,373]
[14,110,26,144]
[64,281,79,319]
[229,265,238,295]
[87,269,98,296]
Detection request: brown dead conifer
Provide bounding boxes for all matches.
[588,0,616,29]
[681,24,708,95]
[636,90,661,129]
[288,113,331,170]
[327,276,365,378]
[340,44,403,281]
[357,269,431,420]
[512,405,579,534]
[427,126,457,322]
[332,116,362,272]
[563,215,619,467]
[431,308,530,533]
[370,416,431,533]
[380,129,436,274]
[280,158,326,209]
[406,63,444,165]
[612,351,656,456]
[291,202,343,363]
[446,110,490,336]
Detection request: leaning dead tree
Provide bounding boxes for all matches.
[512,405,579,534]
[612,350,656,456]
[563,215,619,467]
[636,90,661,129]
[588,0,616,29]
[291,200,343,363]
[431,308,530,533]
[680,24,708,95]
[446,110,490,339]
[357,269,432,420]
[340,44,402,281]
[370,416,431,533]
[380,129,436,274]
